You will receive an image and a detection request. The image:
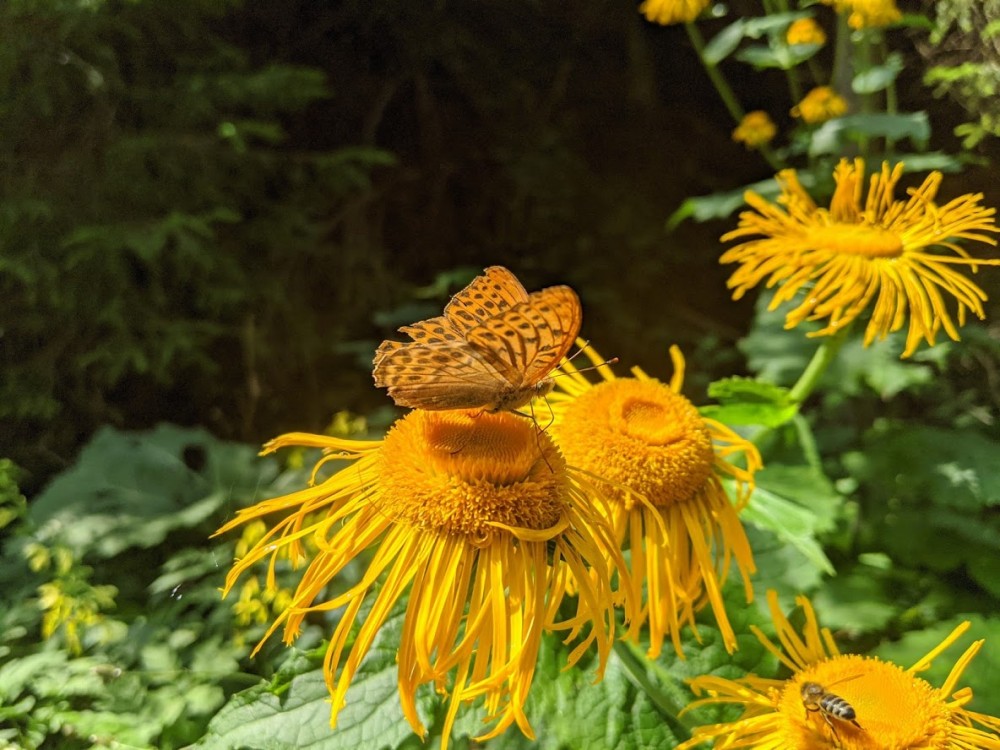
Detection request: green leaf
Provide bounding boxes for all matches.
[968,554,1000,599]
[830,336,934,399]
[736,43,819,70]
[809,112,931,155]
[851,54,904,93]
[739,292,822,387]
[742,12,810,36]
[703,20,747,65]
[30,425,279,558]
[809,566,899,633]
[848,425,1000,510]
[667,177,779,227]
[197,612,430,750]
[888,151,966,172]
[747,525,826,598]
[741,464,842,576]
[514,640,681,750]
[702,378,798,427]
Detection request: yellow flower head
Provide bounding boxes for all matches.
[721,158,1000,358]
[733,111,778,149]
[791,86,848,124]
[549,344,761,657]
[214,410,631,749]
[786,17,827,46]
[677,590,1000,749]
[825,0,902,29]
[639,0,711,26]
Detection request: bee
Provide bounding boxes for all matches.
[801,679,863,739]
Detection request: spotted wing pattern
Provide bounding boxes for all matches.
[464,285,581,386]
[442,266,530,331]
[373,266,582,411]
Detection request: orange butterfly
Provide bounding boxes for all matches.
[373,266,582,412]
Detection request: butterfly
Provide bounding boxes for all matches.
[373,266,582,412]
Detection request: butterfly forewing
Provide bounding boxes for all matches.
[443,266,530,331]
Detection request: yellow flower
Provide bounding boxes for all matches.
[732,111,778,149]
[549,344,760,657]
[214,410,631,749]
[786,17,827,46]
[825,0,902,29]
[677,590,1000,749]
[639,0,710,25]
[721,158,1000,358]
[791,86,848,124]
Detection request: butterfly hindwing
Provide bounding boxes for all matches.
[373,341,511,410]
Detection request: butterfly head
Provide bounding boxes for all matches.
[489,378,556,413]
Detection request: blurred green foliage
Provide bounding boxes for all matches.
[923,0,1000,147]
[0,425,323,748]
[0,0,396,489]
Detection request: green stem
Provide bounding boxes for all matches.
[880,36,898,156]
[830,14,853,96]
[788,324,853,404]
[685,21,744,122]
[613,639,692,742]
[685,21,784,172]
[785,65,803,109]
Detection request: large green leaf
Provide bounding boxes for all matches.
[197,611,429,750]
[809,112,930,156]
[30,425,278,558]
[741,464,841,576]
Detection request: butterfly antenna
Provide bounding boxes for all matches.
[562,339,592,365]
[548,356,619,380]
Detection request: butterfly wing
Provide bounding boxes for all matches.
[372,267,580,411]
[443,266,530,331]
[373,340,509,410]
[464,285,581,386]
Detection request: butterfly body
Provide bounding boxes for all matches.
[373,267,581,412]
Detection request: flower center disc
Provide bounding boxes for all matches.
[555,379,715,508]
[378,410,567,538]
[806,223,903,258]
[779,655,951,749]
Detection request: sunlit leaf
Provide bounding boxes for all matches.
[30,425,279,558]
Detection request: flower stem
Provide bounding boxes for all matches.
[613,638,693,742]
[684,21,784,172]
[788,324,853,404]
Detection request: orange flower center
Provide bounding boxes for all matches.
[804,223,904,258]
[553,379,714,508]
[377,410,567,538]
[777,655,952,749]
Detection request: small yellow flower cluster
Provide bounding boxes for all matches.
[825,0,902,28]
[786,17,827,45]
[792,86,849,123]
[732,110,778,149]
[30,543,118,656]
[639,0,711,25]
